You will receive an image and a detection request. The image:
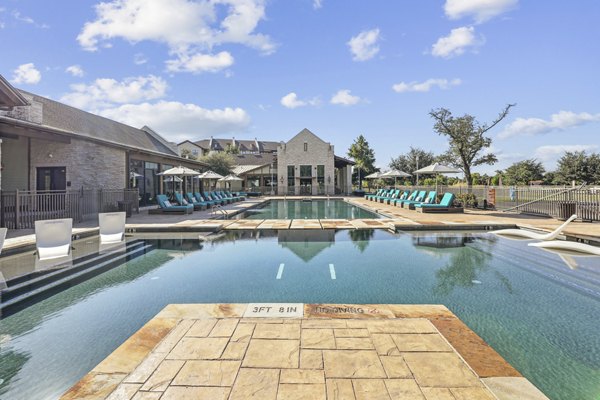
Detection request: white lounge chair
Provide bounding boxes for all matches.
[35,218,73,260]
[528,240,600,256]
[99,212,126,244]
[0,227,7,255]
[491,214,577,241]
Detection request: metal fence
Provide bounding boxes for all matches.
[0,188,139,229]
[365,185,600,221]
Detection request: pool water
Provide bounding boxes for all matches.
[239,199,383,219]
[1,230,599,400]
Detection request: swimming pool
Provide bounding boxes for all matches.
[238,199,383,219]
[0,230,599,399]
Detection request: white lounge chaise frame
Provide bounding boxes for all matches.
[491,214,577,241]
[99,212,126,244]
[35,218,73,260]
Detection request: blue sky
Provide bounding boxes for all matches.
[1,0,599,173]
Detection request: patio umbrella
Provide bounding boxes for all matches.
[380,169,411,188]
[413,163,461,191]
[198,170,224,191]
[218,174,243,190]
[364,171,384,179]
[158,166,200,196]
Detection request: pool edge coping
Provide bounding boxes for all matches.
[59,303,550,400]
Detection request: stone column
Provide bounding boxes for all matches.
[346,165,353,194]
[0,138,3,191]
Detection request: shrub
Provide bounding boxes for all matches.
[455,193,478,208]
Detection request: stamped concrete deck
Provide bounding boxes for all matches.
[61,304,548,400]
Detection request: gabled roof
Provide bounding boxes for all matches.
[17,90,179,157]
[233,152,275,166]
[193,137,279,153]
[0,75,29,110]
[285,128,329,146]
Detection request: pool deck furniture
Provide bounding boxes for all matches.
[149,194,193,215]
[391,190,417,206]
[528,239,600,255]
[397,190,426,208]
[194,192,218,207]
[98,212,126,244]
[386,190,409,205]
[185,193,209,210]
[61,303,549,400]
[415,193,463,213]
[405,191,437,210]
[204,192,226,206]
[35,218,73,260]
[492,214,577,240]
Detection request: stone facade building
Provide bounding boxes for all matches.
[277,129,353,195]
[0,77,208,208]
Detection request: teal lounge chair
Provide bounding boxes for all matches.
[227,191,245,201]
[370,189,388,201]
[375,189,395,202]
[185,193,208,210]
[395,190,421,207]
[151,194,193,214]
[221,191,239,202]
[212,191,231,204]
[405,191,437,210]
[204,192,225,205]
[365,189,382,201]
[384,189,404,204]
[194,192,218,207]
[415,193,460,213]
[390,190,411,206]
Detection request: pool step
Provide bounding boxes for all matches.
[0,241,153,317]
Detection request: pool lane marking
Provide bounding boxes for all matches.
[329,263,336,280]
[276,263,285,279]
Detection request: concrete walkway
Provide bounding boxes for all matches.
[61,304,549,400]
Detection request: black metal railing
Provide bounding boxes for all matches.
[0,188,139,229]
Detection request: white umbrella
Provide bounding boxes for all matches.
[380,170,411,188]
[413,163,461,191]
[158,166,200,196]
[198,170,225,191]
[365,171,384,179]
[218,174,243,190]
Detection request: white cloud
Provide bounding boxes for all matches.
[313,0,323,9]
[392,78,461,93]
[134,53,148,65]
[77,0,275,73]
[60,75,168,109]
[431,26,484,58]
[499,111,600,139]
[444,0,518,23]
[347,28,380,61]
[534,144,599,167]
[330,89,360,106]
[12,10,49,28]
[99,101,250,142]
[280,92,319,109]
[65,64,84,77]
[165,51,234,73]
[11,63,41,85]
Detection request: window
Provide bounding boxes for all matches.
[300,165,312,177]
[287,165,295,187]
[317,165,325,189]
[304,142,308,151]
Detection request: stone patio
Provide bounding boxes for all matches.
[61,304,549,400]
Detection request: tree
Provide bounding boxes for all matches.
[504,159,545,185]
[430,104,515,188]
[180,148,198,160]
[553,151,600,185]
[389,147,436,184]
[199,152,234,176]
[347,135,376,188]
[225,143,240,154]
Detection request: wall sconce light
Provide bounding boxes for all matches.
[280,176,284,183]
[48,153,53,158]
[327,176,331,184]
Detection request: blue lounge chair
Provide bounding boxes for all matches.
[212,191,231,204]
[151,194,193,214]
[384,189,405,204]
[369,189,388,201]
[220,191,238,202]
[415,193,461,213]
[390,190,412,206]
[185,193,208,210]
[374,189,395,202]
[394,190,421,207]
[226,190,245,201]
[405,191,437,210]
[194,192,218,207]
[204,192,225,206]
[365,189,382,201]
